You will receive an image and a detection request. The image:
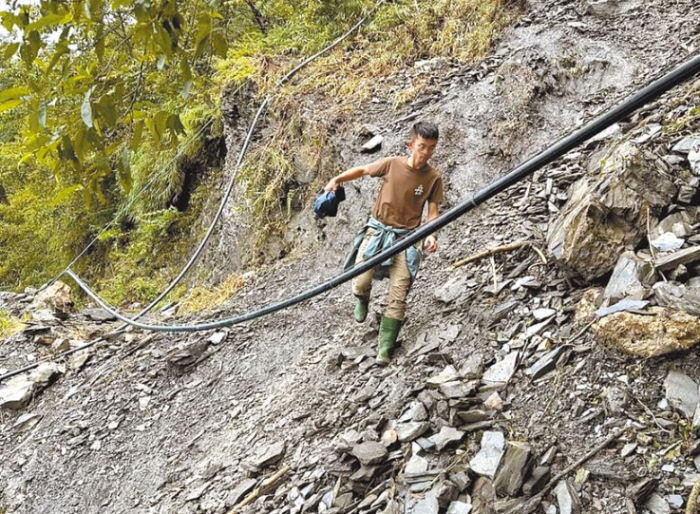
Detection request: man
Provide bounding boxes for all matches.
[324,122,443,365]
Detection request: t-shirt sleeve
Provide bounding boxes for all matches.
[365,157,393,178]
[429,174,444,203]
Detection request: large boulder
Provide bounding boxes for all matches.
[593,307,700,357]
[29,280,74,319]
[547,142,677,282]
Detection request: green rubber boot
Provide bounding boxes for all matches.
[376,315,402,366]
[353,295,370,323]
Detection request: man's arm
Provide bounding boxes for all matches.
[424,201,439,253]
[324,165,370,191]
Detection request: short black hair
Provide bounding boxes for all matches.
[410,121,439,141]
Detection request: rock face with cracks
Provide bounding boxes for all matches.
[593,307,700,357]
[547,142,677,282]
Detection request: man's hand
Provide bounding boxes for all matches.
[324,178,339,192]
[424,235,438,253]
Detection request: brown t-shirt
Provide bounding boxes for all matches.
[366,156,444,229]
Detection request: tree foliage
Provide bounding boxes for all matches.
[0,0,519,299]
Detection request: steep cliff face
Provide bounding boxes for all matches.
[1,2,700,514]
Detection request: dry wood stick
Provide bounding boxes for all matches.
[227,465,291,514]
[507,430,622,514]
[530,244,548,265]
[687,475,700,514]
[452,241,529,270]
[490,255,498,291]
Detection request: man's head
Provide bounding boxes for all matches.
[407,121,439,169]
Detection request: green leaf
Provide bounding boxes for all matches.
[212,31,227,58]
[145,118,160,147]
[167,114,186,137]
[96,95,117,128]
[155,22,172,59]
[131,120,144,151]
[3,42,19,61]
[81,89,93,128]
[46,38,70,75]
[0,86,31,102]
[26,13,72,32]
[73,130,89,162]
[95,25,105,61]
[194,15,211,58]
[182,79,193,100]
[59,134,78,162]
[154,110,168,140]
[20,30,42,66]
[1,12,20,32]
[180,58,193,81]
[52,184,83,205]
[116,147,132,192]
[38,102,46,128]
[0,98,23,114]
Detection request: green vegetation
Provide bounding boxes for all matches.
[0,308,25,338]
[0,0,520,307]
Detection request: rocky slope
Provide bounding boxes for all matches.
[2,1,700,514]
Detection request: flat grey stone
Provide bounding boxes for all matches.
[664,370,699,419]
[446,501,472,514]
[654,282,700,317]
[655,246,700,271]
[651,232,684,252]
[0,377,34,410]
[433,480,460,508]
[405,454,429,476]
[429,426,465,452]
[595,299,649,318]
[555,480,581,514]
[527,346,569,380]
[29,362,63,388]
[645,493,671,514]
[406,491,439,514]
[672,136,700,154]
[434,277,469,304]
[493,442,533,496]
[439,380,476,399]
[84,308,117,322]
[532,308,556,321]
[244,442,285,471]
[350,464,380,482]
[361,134,383,153]
[459,353,485,379]
[668,495,683,509]
[427,366,460,386]
[603,251,657,303]
[482,352,519,385]
[225,479,256,507]
[396,422,430,443]
[12,412,42,431]
[491,301,519,323]
[400,401,429,422]
[522,466,550,496]
[457,410,489,423]
[469,431,506,478]
[352,441,388,465]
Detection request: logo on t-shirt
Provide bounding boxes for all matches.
[414,184,424,196]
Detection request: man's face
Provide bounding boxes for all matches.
[408,136,438,168]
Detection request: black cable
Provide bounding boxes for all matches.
[60,52,700,333]
[3,51,699,380]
